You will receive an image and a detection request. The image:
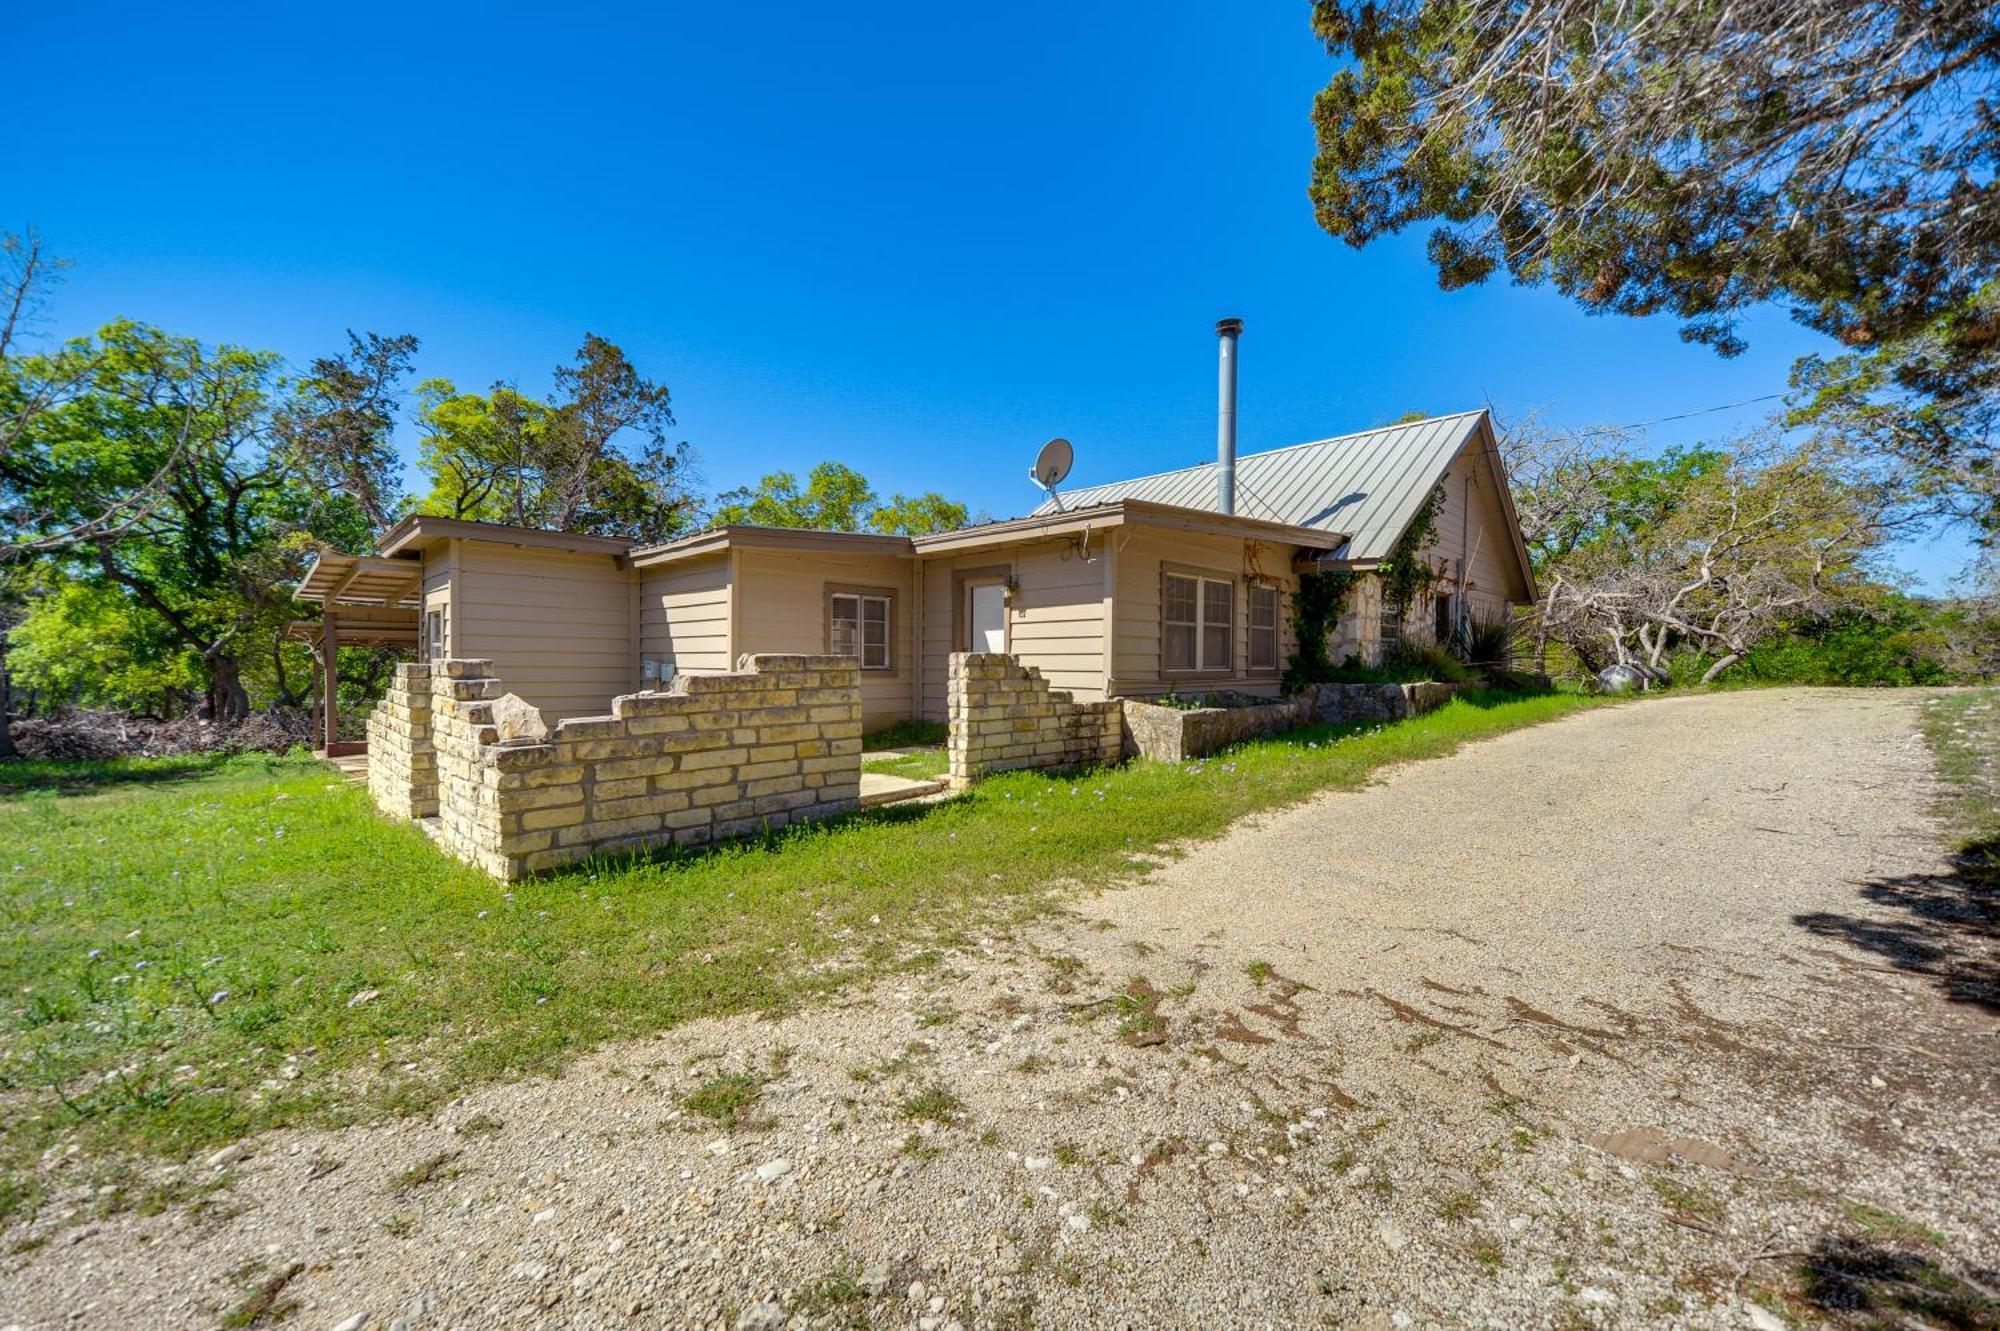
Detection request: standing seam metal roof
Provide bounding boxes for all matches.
[1031,409,1488,562]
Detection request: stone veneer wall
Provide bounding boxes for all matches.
[946,652,1122,788]
[368,654,862,881]
[1120,680,1470,762]
[365,663,437,819]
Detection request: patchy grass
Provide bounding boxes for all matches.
[1842,1200,1948,1247]
[860,747,950,782]
[1244,959,1273,987]
[681,1072,766,1132]
[0,752,243,798]
[392,1149,461,1194]
[1919,689,1998,886]
[897,1084,968,1126]
[218,1259,304,1329]
[861,720,948,752]
[0,688,1600,1199]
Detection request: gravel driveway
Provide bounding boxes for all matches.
[3,689,1994,1330]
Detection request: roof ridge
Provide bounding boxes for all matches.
[1056,409,1485,497]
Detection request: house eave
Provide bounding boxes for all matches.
[625,525,917,569]
[376,515,636,559]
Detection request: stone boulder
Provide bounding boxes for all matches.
[490,692,549,744]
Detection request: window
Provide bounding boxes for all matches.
[1434,592,1454,647]
[424,608,443,661]
[1248,584,1280,671]
[830,591,892,670]
[1163,572,1234,673]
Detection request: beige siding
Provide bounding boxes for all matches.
[448,541,634,724]
[1109,527,1304,700]
[638,553,733,676]
[732,547,917,730]
[1397,441,1531,643]
[421,540,456,658]
[917,535,1109,722]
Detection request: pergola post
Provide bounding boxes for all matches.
[321,614,339,753]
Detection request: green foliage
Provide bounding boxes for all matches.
[861,719,948,751]
[680,1072,765,1131]
[7,576,202,710]
[1462,614,1514,670]
[711,461,969,535]
[0,691,1596,1181]
[1307,0,1994,357]
[1377,484,1445,619]
[870,491,973,536]
[2,320,391,719]
[1379,639,1476,684]
[1307,8,1997,530]
[414,334,698,542]
[1282,569,1359,693]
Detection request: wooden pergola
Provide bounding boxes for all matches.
[290,550,424,756]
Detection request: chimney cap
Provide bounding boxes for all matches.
[1216,317,1244,336]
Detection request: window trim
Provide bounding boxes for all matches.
[1161,563,1237,678]
[824,582,901,674]
[1247,582,1282,676]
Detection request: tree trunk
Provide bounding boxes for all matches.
[206,652,250,723]
[0,653,15,760]
[1699,652,1742,684]
[271,636,300,709]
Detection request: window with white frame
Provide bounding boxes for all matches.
[829,591,892,670]
[424,608,444,661]
[1248,584,1280,671]
[1163,572,1234,672]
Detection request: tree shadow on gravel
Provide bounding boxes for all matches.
[1796,1235,2000,1328]
[1793,837,1999,1014]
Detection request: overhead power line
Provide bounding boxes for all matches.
[1571,392,1788,437]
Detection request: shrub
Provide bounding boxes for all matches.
[1462,614,1514,670]
[1379,639,1477,683]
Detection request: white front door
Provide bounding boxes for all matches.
[968,582,1006,653]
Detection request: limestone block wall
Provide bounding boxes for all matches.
[946,652,1122,787]
[364,654,862,881]
[365,663,437,819]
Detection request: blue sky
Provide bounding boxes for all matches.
[7,2,1974,589]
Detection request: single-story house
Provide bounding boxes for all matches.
[293,407,1535,746]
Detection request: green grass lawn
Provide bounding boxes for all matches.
[0,688,1598,1212]
[860,747,950,781]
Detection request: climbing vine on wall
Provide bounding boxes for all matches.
[1282,569,1359,693]
[1377,482,1447,620]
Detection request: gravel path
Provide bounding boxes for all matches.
[3,689,1994,1330]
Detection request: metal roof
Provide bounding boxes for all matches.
[1033,409,1488,562]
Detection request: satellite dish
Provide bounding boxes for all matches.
[1031,437,1074,490]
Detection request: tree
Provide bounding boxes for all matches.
[871,490,973,536]
[1537,437,1899,680]
[712,463,876,530]
[5,321,399,721]
[711,461,970,534]
[1310,0,2000,355]
[1308,0,2000,532]
[415,335,699,542]
[1788,286,2000,540]
[273,331,420,534]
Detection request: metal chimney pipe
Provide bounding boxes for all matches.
[1215,317,1242,515]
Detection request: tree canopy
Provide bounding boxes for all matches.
[711,461,972,535]
[414,334,699,543]
[1309,0,2000,533]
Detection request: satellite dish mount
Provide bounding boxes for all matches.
[1030,437,1075,512]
